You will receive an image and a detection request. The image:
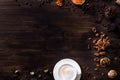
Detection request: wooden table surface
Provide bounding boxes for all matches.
[0,0,119,80]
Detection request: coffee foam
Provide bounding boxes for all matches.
[59,64,77,80]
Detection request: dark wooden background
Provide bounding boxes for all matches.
[0,0,119,80]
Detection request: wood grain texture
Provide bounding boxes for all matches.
[0,0,119,80]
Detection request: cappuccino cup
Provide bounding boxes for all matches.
[53,58,82,80]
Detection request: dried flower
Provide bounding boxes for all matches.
[100,57,111,67]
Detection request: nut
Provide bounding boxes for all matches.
[56,0,63,7]
[99,51,106,55]
[94,52,100,57]
[93,39,97,44]
[88,37,92,40]
[108,70,117,79]
[100,57,111,67]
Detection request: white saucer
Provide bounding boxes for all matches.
[53,58,82,80]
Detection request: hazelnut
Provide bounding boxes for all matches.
[108,70,117,79]
[100,57,111,67]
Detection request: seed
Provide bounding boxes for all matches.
[56,0,63,7]
[88,37,92,40]
[95,33,99,37]
[85,67,89,71]
[94,52,100,57]
[30,71,35,76]
[38,74,42,78]
[44,69,49,73]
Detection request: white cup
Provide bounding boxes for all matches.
[53,58,82,80]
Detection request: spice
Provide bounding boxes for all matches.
[108,70,117,79]
[100,57,111,67]
[99,51,106,56]
[44,69,49,73]
[94,57,100,62]
[93,39,97,44]
[56,0,64,7]
[94,52,100,57]
[94,36,111,51]
[95,33,99,37]
[96,64,100,67]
